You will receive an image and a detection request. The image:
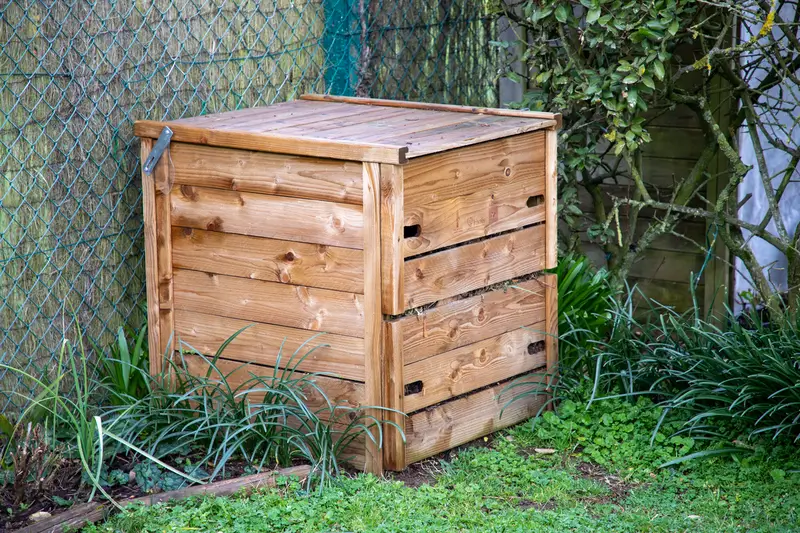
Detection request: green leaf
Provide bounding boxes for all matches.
[668,19,679,35]
[586,8,601,24]
[642,75,655,89]
[622,75,638,85]
[555,4,570,23]
[653,60,666,80]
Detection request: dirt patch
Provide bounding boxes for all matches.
[574,461,638,503]
[518,498,557,511]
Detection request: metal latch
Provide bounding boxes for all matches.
[143,127,174,175]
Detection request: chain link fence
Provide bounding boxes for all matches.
[0,0,500,412]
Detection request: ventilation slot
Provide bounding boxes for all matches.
[404,224,421,238]
[527,340,546,355]
[404,380,423,396]
[526,195,545,208]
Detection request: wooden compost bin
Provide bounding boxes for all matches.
[134,94,560,475]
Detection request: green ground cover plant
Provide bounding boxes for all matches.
[83,394,800,533]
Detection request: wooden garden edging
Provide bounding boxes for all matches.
[14,465,310,533]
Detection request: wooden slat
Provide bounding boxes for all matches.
[171,228,364,294]
[300,94,562,127]
[154,146,175,358]
[200,102,367,132]
[380,164,404,314]
[545,129,558,270]
[543,274,558,387]
[403,325,547,412]
[134,120,408,164]
[169,100,333,127]
[378,115,557,159]
[345,112,485,143]
[405,373,548,464]
[397,277,547,365]
[362,162,383,476]
[141,138,162,375]
[403,225,547,309]
[173,269,364,337]
[381,319,406,470]
[403,132,545,207]
[169,142,363,205]
[173,310,365,381]
[403,168,546,258]
[171,186,364,249]
[271,107,411,137]
[182,354,365,409]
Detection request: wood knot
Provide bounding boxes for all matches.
[415,268,424,280]
[180,185,198,201]
[206,217,223,232]
[284,251,296,262]
[476,307,486,322]
[504,167,511,177]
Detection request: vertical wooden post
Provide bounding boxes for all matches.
[141,139,174,377]
[379,164,404,314]
[544,128,559,381]
[381,319,406,470]
[362,162,384,476]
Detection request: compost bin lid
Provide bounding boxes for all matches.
[134,95,560,164]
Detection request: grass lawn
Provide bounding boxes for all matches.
[85,398,800,533]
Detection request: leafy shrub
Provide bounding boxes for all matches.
[97,324,150,405]
[532,395,695,478]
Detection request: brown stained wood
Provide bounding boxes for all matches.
[300,94,562,128]
[397,277,547,365]
[134,120,408,164]
[403,325,547,413]
[545,129,558,270]
[154,148,175,358]
[171,228,364,294]
[381,319,406,470]
[172,269,364,337]
[403,176,546,258]
[378,115,557,159]
[141,139,163,375]
[403,225,547,309]
[361,162,383,476]
[173,310,365,381]
[405,373,548,464]
[403,133,546,208]
[14,466,311,533]
[327,110,481,143]
[380,164,404,314]
[182,354,365,409]
[170,186,364,249]
[272,106,411,137]
[169,142,363,205]
[543,274,558,384]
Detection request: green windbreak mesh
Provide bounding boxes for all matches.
[0,0,499,412]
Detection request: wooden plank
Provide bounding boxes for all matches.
[173,310,365,381]
[182,354,365,409]
[405,373,548,464]
[403,171,546,258]
[173,269,364,337]
[169,142,363,205]
[134,120,408,164]
[154,146,175,358]
[403,133,546,208]
[403,325,547,412]
[336,110,482,143]
[394,278,546,364]
[300,94,562,128]
[362,162,383,476]
[141,138,162,375]
[380,164,404,314]
[397,277,547,364]
[171,186,364,249]
[378,115,557,159]
[381,319,406,470]
[545,129,558,270]
[201,102,368,132]
[171,228,364,294]
[403,225,547,309]
[271,106,411,137]
[543,274,558,386]
[14,466,311,533]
